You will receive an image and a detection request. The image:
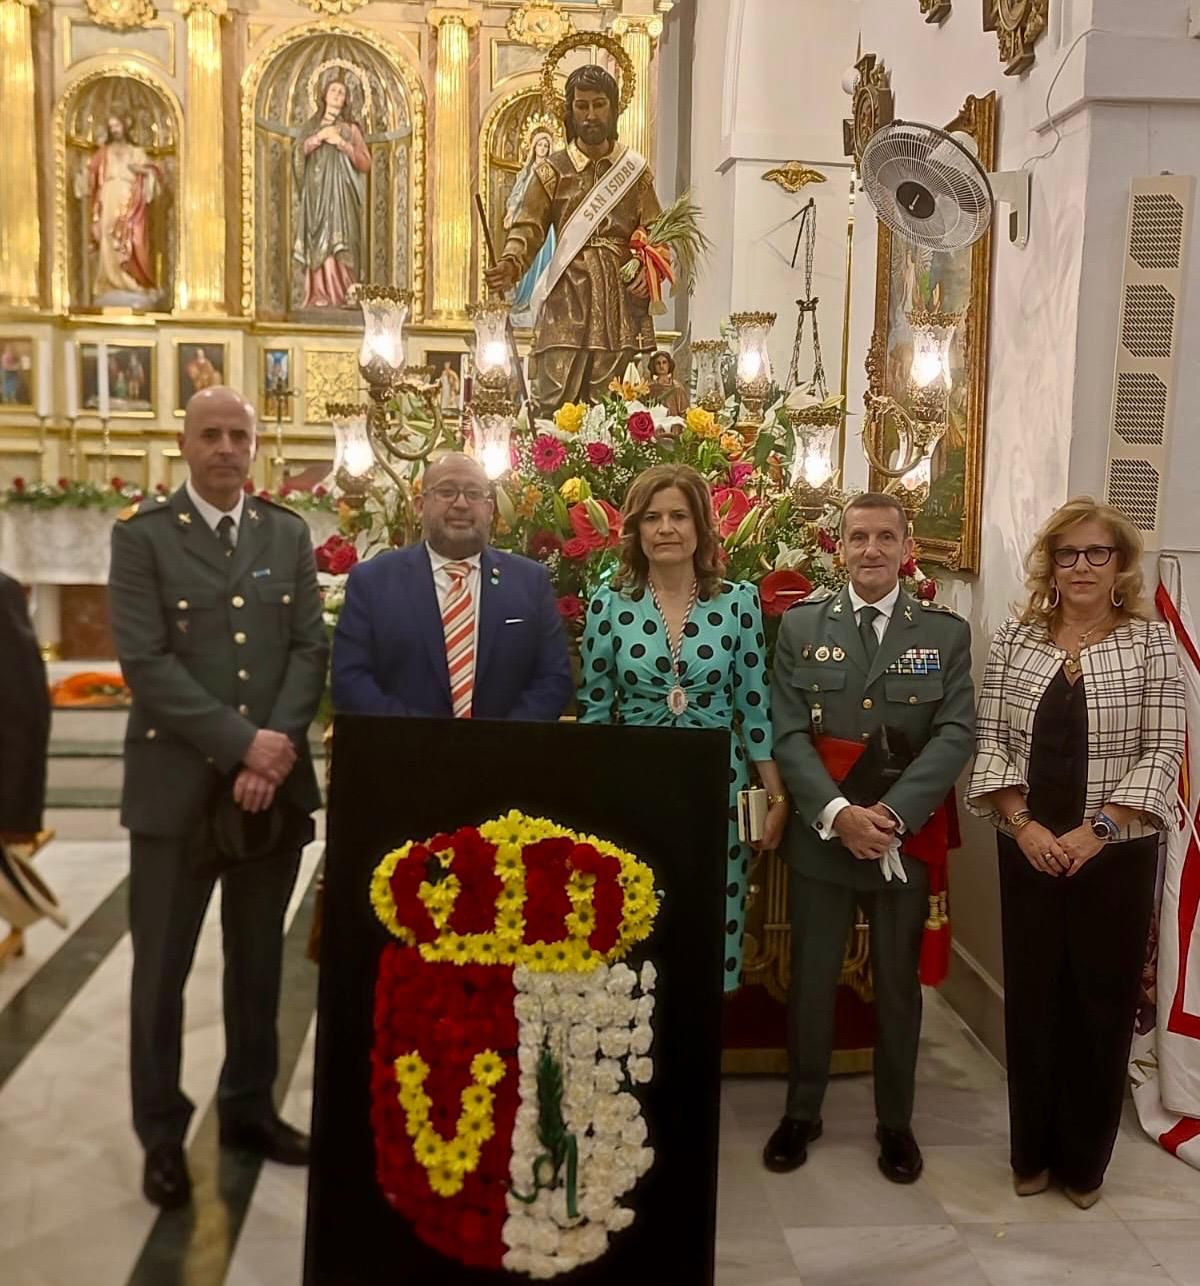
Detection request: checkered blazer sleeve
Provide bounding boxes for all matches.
[966,618,1028,818]
[1104,620,1186,829]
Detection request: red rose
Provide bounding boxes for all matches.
[759,569,813,617]
[528,531,562,561]
[817,528,839,553]
[111,477,124,491]
[280,482,294,497]
[11,477,24,492]
[56,477,69,489]
[899,557,918,579]
[531,434,567,473]
[258,489,271,500]
[557,594,585,622]
[313,485,327,498]
[242,480,254,494]
[569,498,621,550]
[626,410,656,443]
[131,492,144,504]
[917,578,938,601]
[155,482,168,494]
[327,545,357,575]
[728,461,754,488]
[711,485,753,538]
[586,442,615,467]
[561,537,590,561]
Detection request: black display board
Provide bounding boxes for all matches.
[304,716,729,1286]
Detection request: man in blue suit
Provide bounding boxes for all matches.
[332,453,573,721]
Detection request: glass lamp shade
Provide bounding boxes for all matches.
[790,419,839,490]
[691,339,727,411]
[905,308,962,423]
[356,287,411,386]
[470,408,514,481]
[469,302,511,391]
[729,311,776,398]
[331,406,374,479]
[899,456,932,492]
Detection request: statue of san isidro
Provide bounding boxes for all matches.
[485,64,662,418]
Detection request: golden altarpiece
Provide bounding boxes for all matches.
[0,0,678,492]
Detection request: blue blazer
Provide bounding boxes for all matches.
[331,543,573,721]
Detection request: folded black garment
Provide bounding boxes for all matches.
[839,725,916,807]
[190,771,315,876]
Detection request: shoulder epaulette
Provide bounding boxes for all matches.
[920,600,966,621]
[117,494,171,522]
[250,495,305,521]
[788,586,833,608]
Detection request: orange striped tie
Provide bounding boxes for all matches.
[442,560,475,718]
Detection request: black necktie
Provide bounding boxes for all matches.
[216,514,235,557]
[859,605,880,664]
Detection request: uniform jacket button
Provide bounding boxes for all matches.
[146,728,157,739]
[231,595,245,608]
[238,704,250,716]
[234,631,247,644]
[237,669,249,681]
[909,695,918,704]
[282,593,292,605]
[176,599,188,610]
[862,697,873,710]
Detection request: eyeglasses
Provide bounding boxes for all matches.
[1052,545,1117,568]
[427,483,492,505]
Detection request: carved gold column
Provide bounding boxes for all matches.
[176,0,228,313]
[0,0,41,308]
[612,14,662,162]
[428,8,480,318]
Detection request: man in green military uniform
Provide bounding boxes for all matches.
[765,493,975,1184]
[109,386,327,1209]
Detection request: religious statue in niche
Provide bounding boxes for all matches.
[247,31,418,323]
[65,74,177,313]
[86,113,164,308]
[485,38,666,416]
[293,75,372,309]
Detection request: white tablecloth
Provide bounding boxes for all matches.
[0,507,342,585]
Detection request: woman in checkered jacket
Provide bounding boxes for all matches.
[966,497,1185,1210]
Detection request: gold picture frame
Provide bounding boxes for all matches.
[0,337,37,412]
[261,346,294,421]
[80,342,156,418]
[173,340,228,415]
[867,92,996,573]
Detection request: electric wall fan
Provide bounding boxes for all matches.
[860,120,1031,251]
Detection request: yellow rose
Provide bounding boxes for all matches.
[558,476,590,503]
[686,407,719,439]
[554,402,587,434]
[719,431,745,458]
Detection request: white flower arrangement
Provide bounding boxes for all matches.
[501,961,658,1280]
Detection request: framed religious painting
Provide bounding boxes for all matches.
[80,342,156,416]
[867,92,996,573]
[175,341,227,413]
[0,338,35,410]
[262,347,294,420]
[423,349,466,417]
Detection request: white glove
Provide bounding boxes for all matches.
[879,839,908,884]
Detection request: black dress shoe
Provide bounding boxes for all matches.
[143,1142,191,1210]
[762,1116,823,1173]
[876,1125,923,1184]
[219,1116,310,1166]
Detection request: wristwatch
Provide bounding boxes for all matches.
[766,793,788,807]
[1090,810,1120,842]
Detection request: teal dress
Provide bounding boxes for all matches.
[577,579,774,991]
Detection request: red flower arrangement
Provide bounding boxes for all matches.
[759,569,813,617]
[527,531,562,561]
[899,556,918,579]
[710,486,753,538]
[727,461,754,488]
[561,536,590,561]
[314,533,359,575]
[569,499,621,551]
[556,594,585,623]
[626,411,656,443]
[585,442,615,467]
[917,578,938,601]
[817,527,839,554]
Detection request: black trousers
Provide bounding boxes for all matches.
[786,864,929,1129]
[128,833,301,1152]
[998,832,1157,1191]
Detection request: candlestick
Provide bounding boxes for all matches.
[35,338,51,419]
[64,341,78,420]
[97,343,110,419]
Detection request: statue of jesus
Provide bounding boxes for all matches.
[484,65,661,417]
[85,115,163,310]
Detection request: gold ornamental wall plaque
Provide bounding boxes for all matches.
[761,162,827,194]
[506,0,573,48]
[982,0,1048,76]
[85,0,158,30]
[842,53,893,170]
[919,0,952,22]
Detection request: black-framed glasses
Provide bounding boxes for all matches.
[1052,544,1117,568]
[427,483,492,505]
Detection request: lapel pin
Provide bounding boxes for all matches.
[177,512,192,526]
[248,507,260,522]
[904,605,914,622]
[832,646,845,662]
[832,600,844,614]
[801,645,811,659]
[490,567,500,584]
[815,645,831,662]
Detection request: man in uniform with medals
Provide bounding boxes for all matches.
[764,493,976,1183]
[484,59,661,417]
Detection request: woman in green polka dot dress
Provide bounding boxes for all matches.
[576,464,790,992]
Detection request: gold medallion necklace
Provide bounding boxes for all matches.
[1062,615,1112,678]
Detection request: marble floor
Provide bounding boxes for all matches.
[2,830,1200,1285]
